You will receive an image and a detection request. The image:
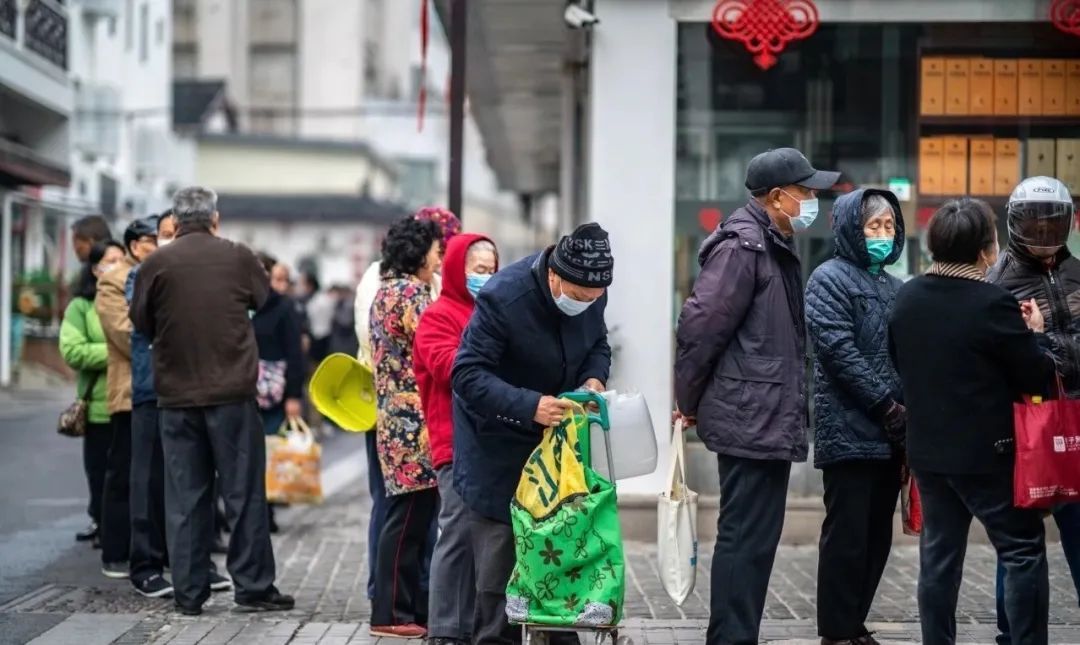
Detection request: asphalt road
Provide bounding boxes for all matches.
[0,391,364,609]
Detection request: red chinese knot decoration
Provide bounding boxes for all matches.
[711,0,819,70]
[1051,0,1080,37]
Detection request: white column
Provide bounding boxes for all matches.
[587,0,676,494]
[1,193,14,387]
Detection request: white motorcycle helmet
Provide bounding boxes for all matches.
[1006,176,1075,257]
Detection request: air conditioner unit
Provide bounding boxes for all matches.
[74,83,121,157]
[78,0,123,20]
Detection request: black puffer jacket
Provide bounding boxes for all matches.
[805,189,905,468]
[988,243,1080,398]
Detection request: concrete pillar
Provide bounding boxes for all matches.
[587,0,676,495]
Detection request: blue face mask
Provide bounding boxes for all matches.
[866,238,894,264]
[465,273,491,298]
[781,190,819,232]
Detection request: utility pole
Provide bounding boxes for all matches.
[448,0,467,219]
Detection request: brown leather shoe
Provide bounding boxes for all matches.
[370,624,427,639]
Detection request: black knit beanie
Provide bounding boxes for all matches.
[549,223,614,288]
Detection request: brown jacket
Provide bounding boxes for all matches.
[130,229,269,408]
[96,255,136,414]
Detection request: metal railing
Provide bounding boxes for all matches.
[23,0,67,70]
[0,0,68,72]
[0,0,16,40]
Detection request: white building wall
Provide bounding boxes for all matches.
[588,0,676,495]
[59,0,194,219]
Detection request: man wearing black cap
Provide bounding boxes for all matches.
[452,222,613,643]
[675,148,839,644]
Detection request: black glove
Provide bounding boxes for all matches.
[881,400,907,446]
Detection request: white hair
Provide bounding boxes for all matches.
[861,194,895,224]
[172,186,218,231]
[466,239,497,261]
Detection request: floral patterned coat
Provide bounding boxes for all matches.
[370,272,437,496]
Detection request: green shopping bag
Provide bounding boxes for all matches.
[506,391,625,627]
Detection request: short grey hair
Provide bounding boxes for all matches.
[172,186,218,231]
[861,194,895,224]
[466,239,497,262]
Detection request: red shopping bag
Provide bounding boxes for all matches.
[1013,384,1080,509]
[900,465,922,536]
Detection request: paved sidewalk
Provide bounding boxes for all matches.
[4,474,1080,643]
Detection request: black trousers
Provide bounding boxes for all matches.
[817,457,902,640]
[100,412,132,564]
[161,400,276,608]
[83,422,113,525]
[915,469,1048,645]
[373,487,439,626]
[129,402,168,583]
[708,455,791,645]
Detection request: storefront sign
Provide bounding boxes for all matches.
[1051,0,1080,37]
[711,0,819,70]
[888,178,912,202]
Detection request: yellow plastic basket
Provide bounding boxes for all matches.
[308,353,377,432]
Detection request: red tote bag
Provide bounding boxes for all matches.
[1013,380,1080,509]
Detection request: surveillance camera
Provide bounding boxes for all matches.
[564,4,599,29]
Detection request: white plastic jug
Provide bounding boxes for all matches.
[590,390,658,481]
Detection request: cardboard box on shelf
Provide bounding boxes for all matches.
[994,59,1019,115]
[994,139,1021,196]
[1058,139,1080,194]
[1026,139,1056,178]
[1018,59,1043,115]
[920,57,947,115]
[943,136,969,195]
[969,138,996,196]
[970,58,995,116]
[1042,59,1067,116]
[1067,60,1080,117]
[946,59,971,115]
[919,137,945,195]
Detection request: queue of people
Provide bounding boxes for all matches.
[677,147,1078,645]
[52,154,1078,645]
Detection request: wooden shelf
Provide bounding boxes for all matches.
[919,115,1080,127]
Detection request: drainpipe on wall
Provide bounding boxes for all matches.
[1,192,14,387]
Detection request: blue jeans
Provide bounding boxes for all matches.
[996,503,1080,644]
[366,430,437,599]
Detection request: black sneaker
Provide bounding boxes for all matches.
[76,521,98,542]
[134,574,173,598]
[209,570,233,592]
[234,587,294,612]
[102,562,130,579]
[175,602,202,616]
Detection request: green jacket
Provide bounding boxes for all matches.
[59,297,110,424]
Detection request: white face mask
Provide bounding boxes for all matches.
[555,292,594,316]
[157,238,173,247]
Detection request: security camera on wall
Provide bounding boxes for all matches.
[564,3,599,29]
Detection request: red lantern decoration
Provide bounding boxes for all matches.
[711,0,819,70]
[1051,0,1080,37]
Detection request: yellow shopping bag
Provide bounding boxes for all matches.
[266,418,324,505]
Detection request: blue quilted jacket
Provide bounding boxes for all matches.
[805,188,905,468]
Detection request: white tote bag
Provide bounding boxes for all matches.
[657,420,698,605]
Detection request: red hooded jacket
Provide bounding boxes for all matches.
[415,233,496,469]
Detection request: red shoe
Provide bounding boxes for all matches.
[369,624,427,639]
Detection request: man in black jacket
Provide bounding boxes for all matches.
[890,198,1056,645]
[675,148,839,645]
[988,176,1080,644]
[452,223,613,644]
[131,187,293,616]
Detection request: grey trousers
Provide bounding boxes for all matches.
[161,400,276,608]
[428,465,475,640]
